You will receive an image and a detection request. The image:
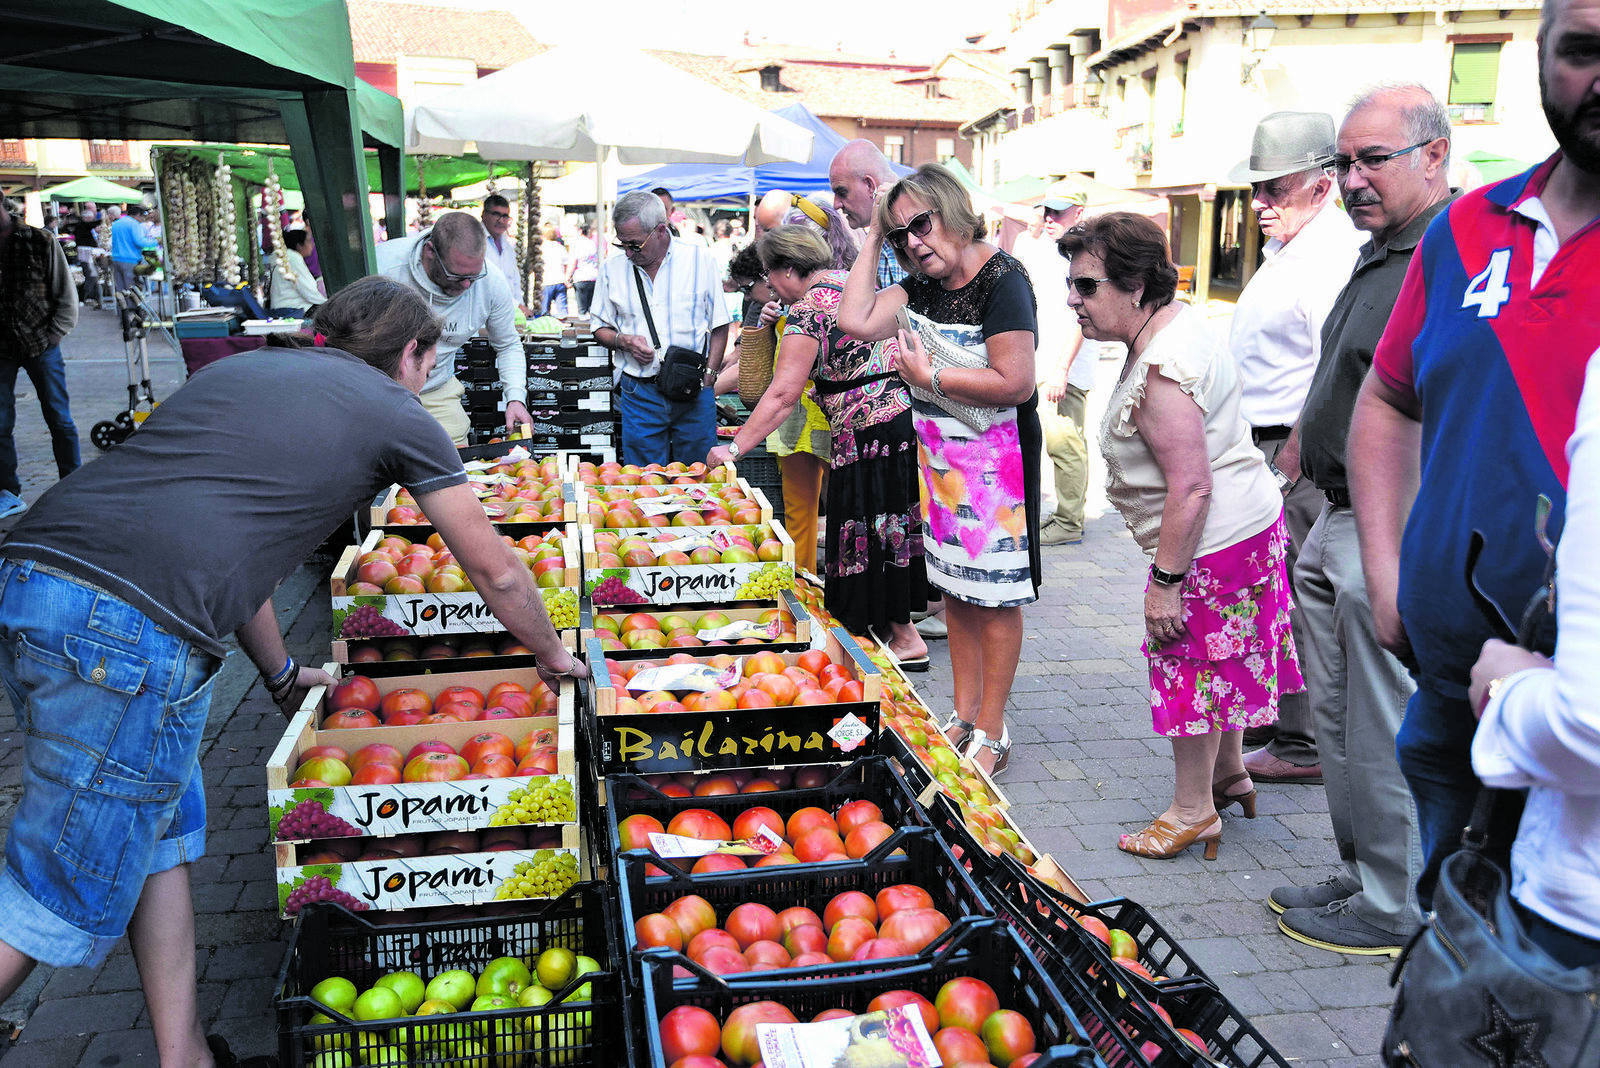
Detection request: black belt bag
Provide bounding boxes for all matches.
[634,266,706,403]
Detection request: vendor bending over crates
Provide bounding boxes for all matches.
[0,277,583,1067]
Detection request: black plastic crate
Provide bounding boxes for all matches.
[984,854,1290,1068]
[602,755,930,877]
[275,883,622,1068]
[732,445,783,522]
[637,920,1110,1068]
[616,827,994,986]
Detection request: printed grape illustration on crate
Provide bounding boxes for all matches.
[493,849,581,901]
[281,866,370,916]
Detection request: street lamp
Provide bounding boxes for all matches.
[1240,12,1278,83]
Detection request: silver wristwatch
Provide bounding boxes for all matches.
[727,440,742,460]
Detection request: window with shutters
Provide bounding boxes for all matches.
[883,135,904,164]
[1448,41,1502,122]
[936,138,955,163]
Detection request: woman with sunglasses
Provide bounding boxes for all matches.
[1063,212,1301,860]
[837,163,1042,775]
[710,225,930,668]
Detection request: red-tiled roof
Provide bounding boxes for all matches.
[347,0,545,69]
[651,51,1009,125]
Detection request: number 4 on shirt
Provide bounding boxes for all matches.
[1461,248,1513,319]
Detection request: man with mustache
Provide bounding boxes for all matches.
[1270,85,1457,957]
[1225,112,1365,788]
[1349,0,1600,911]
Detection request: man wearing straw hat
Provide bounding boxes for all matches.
[1226,112,1364,787]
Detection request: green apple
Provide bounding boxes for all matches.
[535,947,577,992]
[424,969,477,1010]
[470,993,513,1013]
[476,955,532,999]
[311,1052,355,1068]
[412,998,471,1044]
[516,985,553,1009]
[352,986,404,1022]
[571,955,601,1002]
[306,1012,351,1053]
[362,1043,410,1068]
[309,976,359,1015]
[373,970,426,1014]
[435,1037,486,1061]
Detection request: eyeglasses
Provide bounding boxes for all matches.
[484,210,511,220]
[1323,141,1432,179]
[424,237,488,283]
[1068,276,1113,298]
[613,224,663,254]
[886,209,938,251]
[737,274,768,293]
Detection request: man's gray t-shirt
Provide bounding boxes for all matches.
[2,346,467,657]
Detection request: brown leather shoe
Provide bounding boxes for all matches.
[1242,725,1276,748]
[1242,747,1323,784]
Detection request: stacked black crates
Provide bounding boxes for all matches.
[457,336,621,457]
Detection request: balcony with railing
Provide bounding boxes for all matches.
[0,140,31,168]
[86,140,133,169]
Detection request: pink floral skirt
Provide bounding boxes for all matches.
[1144,516,1304,738]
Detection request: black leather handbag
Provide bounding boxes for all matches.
[1382,520,1600,1066]
[634,266,706,403]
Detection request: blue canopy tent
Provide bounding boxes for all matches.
[617,103,906,202]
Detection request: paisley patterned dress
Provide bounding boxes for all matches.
[783,272,927,633]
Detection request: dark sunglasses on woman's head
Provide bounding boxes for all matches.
[1068,275,1113,298]
[886,209,938,251]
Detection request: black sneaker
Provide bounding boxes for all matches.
[1278,900,1407,957]
[1267,876,1349,915]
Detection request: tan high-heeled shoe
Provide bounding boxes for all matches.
[1118,816,1223,860]
[1212,772,1257,819]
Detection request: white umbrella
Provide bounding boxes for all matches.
[406,46,812,253]
[406,46,813,166]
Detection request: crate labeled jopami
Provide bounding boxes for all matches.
[331,525,578,637]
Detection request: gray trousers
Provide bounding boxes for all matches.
[1041,384,1089,534]
[1295,504,1422,935]
[1256,432,1321,764]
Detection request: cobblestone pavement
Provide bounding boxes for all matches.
[0,334,1390,1066]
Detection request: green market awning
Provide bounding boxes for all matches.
[152,143,521,198]
[41,175,148,203]
[0,0,377,287]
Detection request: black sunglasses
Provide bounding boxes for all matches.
[886,209,938,251]
[1068,275,1113,298]
[612,224,664,254]
[425,237,488,283]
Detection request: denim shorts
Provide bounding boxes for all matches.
[0,559,219,967]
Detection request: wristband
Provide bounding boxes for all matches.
[1150,564,1188,587]
[932,368,947,398]
[265,658,298,693]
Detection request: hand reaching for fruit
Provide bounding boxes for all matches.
[282,664,339,717]
[537,650,589,688]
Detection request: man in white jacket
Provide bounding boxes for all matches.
[378,211,530,444]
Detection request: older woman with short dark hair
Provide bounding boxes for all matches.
[1064,212,1302,860]
[836,163,1042,775]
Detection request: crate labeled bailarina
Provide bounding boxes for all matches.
[584,630,881,775]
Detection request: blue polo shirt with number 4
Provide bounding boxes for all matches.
[1372,153,1600,690]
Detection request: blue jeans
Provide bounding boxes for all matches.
[540,284,568,316]
[0,559,218,966]
[617,373,714,467]
[1396,682,1525,910]
[0,345,80,495]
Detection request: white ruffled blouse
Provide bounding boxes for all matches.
[1099,302,1281,557]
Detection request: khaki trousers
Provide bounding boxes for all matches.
[420,376,471,447]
